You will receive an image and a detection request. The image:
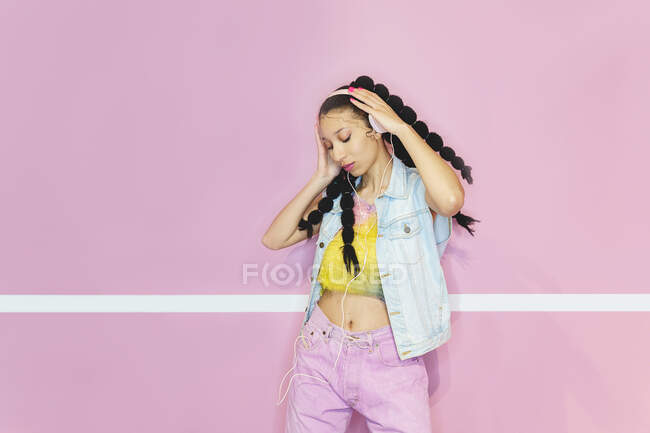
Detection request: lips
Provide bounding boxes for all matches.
[342,162,355,171]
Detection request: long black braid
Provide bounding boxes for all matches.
[298,75,480,276]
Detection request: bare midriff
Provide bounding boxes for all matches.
[316,190,392,331]
[316,289,391,331]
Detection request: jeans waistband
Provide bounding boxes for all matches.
[304,302,394,350]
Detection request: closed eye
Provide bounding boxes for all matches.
[327,135,351,150]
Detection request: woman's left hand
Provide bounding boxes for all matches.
[347,86,409,136]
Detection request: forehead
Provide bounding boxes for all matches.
[319,110,363,137]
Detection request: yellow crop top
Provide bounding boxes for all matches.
[317,195,385,302]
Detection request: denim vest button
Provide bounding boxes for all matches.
[304,156,452,358]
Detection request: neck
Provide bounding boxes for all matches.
[360,148,393,197]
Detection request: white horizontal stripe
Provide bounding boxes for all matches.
[0,294,649,312]
[452,294,650,311]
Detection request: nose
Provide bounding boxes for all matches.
[331,144,347,165]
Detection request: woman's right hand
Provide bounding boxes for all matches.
[313,120,341,184]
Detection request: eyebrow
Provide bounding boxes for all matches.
[321,127,347,141]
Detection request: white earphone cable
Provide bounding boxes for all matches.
[277,135,394,406]
[332,150,393,370]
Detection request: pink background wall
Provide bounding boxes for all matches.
[1,1,648,432]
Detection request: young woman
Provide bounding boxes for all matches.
[262,75,479,433]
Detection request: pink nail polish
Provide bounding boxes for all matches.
[348,86,354,92]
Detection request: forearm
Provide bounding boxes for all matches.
[262,175,330,248]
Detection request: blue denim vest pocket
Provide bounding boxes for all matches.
[384,209,427,265]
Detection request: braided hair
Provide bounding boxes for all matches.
[298,75,480,276]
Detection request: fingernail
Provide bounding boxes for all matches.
[348,86,354,92]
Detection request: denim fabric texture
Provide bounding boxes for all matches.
[303,156,452,360]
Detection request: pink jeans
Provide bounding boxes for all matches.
[285,302,432,432]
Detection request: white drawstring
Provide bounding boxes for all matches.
[276,326,377,405]
[344,332,374,351]
[276,327,329,405]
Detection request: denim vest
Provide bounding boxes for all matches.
[303,156,453,360]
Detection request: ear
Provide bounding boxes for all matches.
[382,136,393,154]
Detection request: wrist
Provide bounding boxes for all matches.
[310,173,332,189]
[397,122,412,137]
